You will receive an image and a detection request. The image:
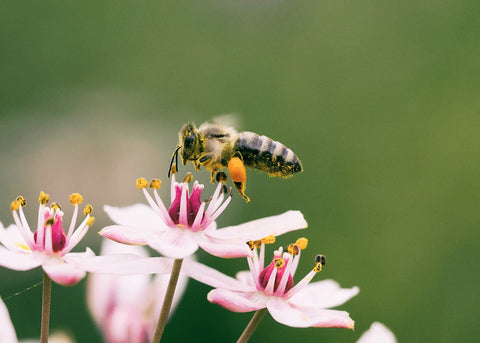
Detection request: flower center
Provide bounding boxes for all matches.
[167,180,204,228]
[258,256,294,294]
[34,210,66,252]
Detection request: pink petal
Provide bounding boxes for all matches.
[267,297,355,328]
[197,233,252,258]
[42,259,88,286]
[0,297,18,343]
[182,259,251,291]
[235,271,257,288]
[104,204,167,232]
[99,225,149,245]
[288,279,359,309]
[207,289,266,313]
[357,322,397,343]
[209,211,307,242]
[146,229,198,259]
[0,246,40,271]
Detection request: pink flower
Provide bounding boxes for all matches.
[357,322,397,343]
[184,238,359,329]
[100,175,308,259]
[0,192,95,286]
[87,239,188,343]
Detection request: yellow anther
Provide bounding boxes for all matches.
[69,193,83,205]
[10,200,20,211]
[39,191,50,205]
[274,258,285,269]
[51,202,62,211]
[313,263,323,273]
[136,178,148,189]
[295,237,308,250]
[247,241,257,250]
[84,204,93,216]
[87,217,95,226]
[288,244,300,256]
[183,173,194,183]
[170,164,178,175]
[149,179,162,189]
[16,196,26,207]
[216,172,228,183]
[260,235,276,245]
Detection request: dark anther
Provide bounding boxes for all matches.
[315,254,327,265]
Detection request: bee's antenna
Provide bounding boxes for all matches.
[168,146,181,178]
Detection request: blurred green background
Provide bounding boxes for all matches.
[1,0,479,342]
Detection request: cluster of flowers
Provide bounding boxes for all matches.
[0,171,396,342]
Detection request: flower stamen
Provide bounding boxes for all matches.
[39,191,50,205]
[136,178,148,189]
[69,193,83,205]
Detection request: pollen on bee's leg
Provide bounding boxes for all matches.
[228,157,250,202]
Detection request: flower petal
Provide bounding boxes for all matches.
[42,258,89,286]
[357,322,397,343]
[207,289,266,313]
[267,297,355,329]
[99,225,149,245]
[0,223,29,253]
[146,229,199,259]
[197,233,252,258]
[0,246,40,271]
[288,279,359,309]
[0,297,18,343]
[235,270,257,288]
[182,259,252,292]
[209,211,307,242]
[104,204,167,232]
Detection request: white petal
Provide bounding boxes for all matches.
[357,322,397,343]
[146,229,198,259]
[209,211,307,242]
[42,259,88,286]
[197,233,252,258]
[267,297,355,328]
[0,224,29,253]
[104,204,167,232]
[0,246,40,271]
[207,289,267,313]
[99,225,149,245]
[235,270,257,289]
[99,238,149,257]
[288,279,359,309]
[0,297,18,343]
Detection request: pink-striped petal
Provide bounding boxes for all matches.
[357,322,397,343]
[267,297,355,329]
[0,246,40,271]
[99,225,149,245]
[0,297,18,343]
[288,280,359,309]
[104,204,167,232]
[207,289,266,313]
[197,233,252,258]
[146,229,198,259]
[209,211,307,242]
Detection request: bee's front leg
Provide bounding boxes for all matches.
[198,153,217,183]
[193,160,201,171]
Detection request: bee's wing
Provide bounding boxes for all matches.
[211,113,241,130]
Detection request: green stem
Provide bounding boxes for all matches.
[40,272,52,343]
[236,308,268,343]
[152,258,184,343]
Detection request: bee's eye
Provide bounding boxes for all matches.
[184,132,195,149]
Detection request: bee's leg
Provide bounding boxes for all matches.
[228,156,250,202]
[193,160,201,171]
[198,153,217,182]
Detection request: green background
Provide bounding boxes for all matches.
[1,1,479,342]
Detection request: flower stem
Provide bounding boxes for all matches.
[40,272,52,343]
[152,258,184,343]
[237,308,268,343]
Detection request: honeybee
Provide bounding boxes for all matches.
[169,119,303,202]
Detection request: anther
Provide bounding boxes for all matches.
[216,172,228,183]
[136,178,148,189]
[260,235,276,245]
[38,191,50,205]
[183,173,193,183]
[51,202,62,211]
[288,244,300,256]
[45,218,55,226]
[69,193,83,205]
[83,204,93,216]
[315,254,327,266]
[274,258,285,269]
[16,196,26,207]
[170,164,178,175]
[10,200,20,211]
[87,217,95,226]
[295,237,308,250]
[149,179,162,189]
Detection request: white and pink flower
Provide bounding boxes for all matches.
[357,322,397,343]
[184,238,359,329]
[100,174,308,259]
[0,192,95,286]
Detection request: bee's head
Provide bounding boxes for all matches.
[179,122,200,164]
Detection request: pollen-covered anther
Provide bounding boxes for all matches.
[38,191,50,205]
[260,235,276,245]
[16,196,27,207]
[149,179,162,189]
[216,171,228,183]
[295,237,308,250]
[69,193,83,205]
[45,218,55,226]
[10,200,20,211]
[288,243,300,256]
[274,257,285,269]
[315,254,327,265]
[87,217,95,226]
[170,163,178,175]
[183,173,194,183]
[83,204,93,216]
[51,202,62,211]
[136,178,148,189]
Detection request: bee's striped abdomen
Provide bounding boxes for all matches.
[234,132,303,177]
